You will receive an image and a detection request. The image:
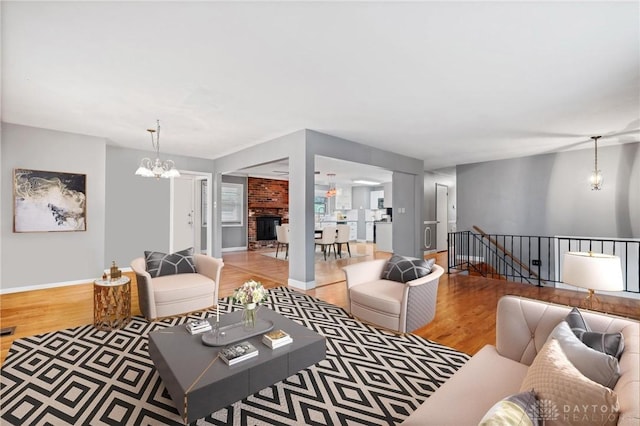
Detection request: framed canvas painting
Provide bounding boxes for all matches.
[13,168,87,232]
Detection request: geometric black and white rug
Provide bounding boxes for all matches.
[0,287,469,425]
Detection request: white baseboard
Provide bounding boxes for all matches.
[0,267,134,295]
[288,278,316,290]
[222,246,248,252]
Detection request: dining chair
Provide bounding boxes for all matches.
[335,224,351,258]
[275,225,289,259]
[315,225,338,260]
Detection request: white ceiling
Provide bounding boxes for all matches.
[2,1,639,171]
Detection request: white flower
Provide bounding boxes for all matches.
[233,280,266,305]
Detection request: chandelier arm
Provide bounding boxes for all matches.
[136,119,179,179]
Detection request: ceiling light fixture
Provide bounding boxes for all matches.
[135,119,180,179]
[589,135,602,190]
[353,179,380,185]
[326,173,337,198]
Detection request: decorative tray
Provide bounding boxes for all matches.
[201,318,274,347]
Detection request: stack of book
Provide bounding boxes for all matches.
[262,329,292,349]
[219,341,259,365]
[186,319,212,335]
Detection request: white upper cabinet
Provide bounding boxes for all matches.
[370,190,384,209]
[335,185,352,210]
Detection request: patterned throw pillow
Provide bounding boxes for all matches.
[520,338,619,426]
[479,390,540,426]
[548,321,620,388]
[381,254,435,283]
[564,307,625,358]
[144,247,196,278]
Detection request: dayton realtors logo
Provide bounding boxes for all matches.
[534,400,618,423]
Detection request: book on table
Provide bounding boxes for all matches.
[262,329,293,349]
[186,319,212,335]
[219,341,259,365]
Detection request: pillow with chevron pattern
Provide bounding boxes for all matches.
[381,254,436,283]
[144,247,197,278]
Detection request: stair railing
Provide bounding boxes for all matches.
[448,229,640,294]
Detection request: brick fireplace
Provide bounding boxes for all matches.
[248,177,289,250]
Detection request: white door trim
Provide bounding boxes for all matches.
[170,170,213,256]
[436,183,449,252]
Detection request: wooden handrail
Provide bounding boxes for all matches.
[472,225,546,284]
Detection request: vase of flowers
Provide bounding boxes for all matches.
[233,280,266,330]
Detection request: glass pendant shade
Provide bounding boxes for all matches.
[590,169,603,190]
[589,136,602,191]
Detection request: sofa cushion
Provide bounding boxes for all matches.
[144,247,197,277]
[549,321,620,388]
[520,338,619,426]
[478,390,539,426]
[565,307,625,358]
[381,254,435,283]
[349,279,404,315]
[152,273,214,304]
[401,345,529,425]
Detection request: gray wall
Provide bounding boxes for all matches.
[1,123,106,289]
[214,129,425,288]
[1,125,218,291]
[457,142,640,238]
[221,174,248,249]
[1,123,426,291]
[105,145,215,266]
[306,130,425,258]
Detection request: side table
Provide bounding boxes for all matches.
[93,276,131,330]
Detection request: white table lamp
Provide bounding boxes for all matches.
[562,251,624,308]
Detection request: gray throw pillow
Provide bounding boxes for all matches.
[144,247,196,278]
[564,307,625,359]
[381,255,435,283]
[548,321,620,388]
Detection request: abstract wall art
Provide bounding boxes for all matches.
[13,168,87,232]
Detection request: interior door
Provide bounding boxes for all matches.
[436,184,448,252]
[172,176,195,252]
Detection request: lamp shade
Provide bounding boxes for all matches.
[562,252,624,292]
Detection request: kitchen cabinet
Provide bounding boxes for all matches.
[348,222,357,241]
[365,222,374,241]
[383,182,392,208]
[370,190,384,209]
[335,186,352,210]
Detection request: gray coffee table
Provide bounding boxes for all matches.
[148,307,326,424]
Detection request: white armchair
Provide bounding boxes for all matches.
[131,254,224,321]
[343,259,444,333]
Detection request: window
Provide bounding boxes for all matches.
[221,183,244,227]
[314,196,326,214]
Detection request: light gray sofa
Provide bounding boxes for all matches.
[130,254,223,321]
[402,295,639,426]
[343,259,444,333]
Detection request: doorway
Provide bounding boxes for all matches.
[436,183,448,252]
[170,171,212,255]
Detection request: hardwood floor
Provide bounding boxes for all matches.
[2,244,639,365]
